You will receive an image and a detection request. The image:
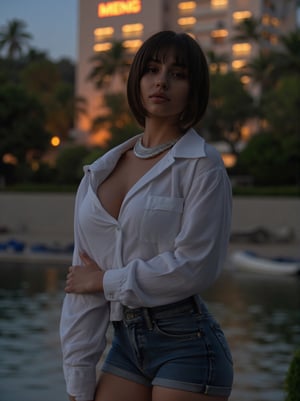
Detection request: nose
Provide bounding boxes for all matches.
[156,72,168,89]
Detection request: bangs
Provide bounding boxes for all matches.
[142,34,190,69]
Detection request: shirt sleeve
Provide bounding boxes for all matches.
[60,173,110,401]
[60,293,109,401]
[103,165,232,308]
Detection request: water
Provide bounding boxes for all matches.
[0,261,299,401]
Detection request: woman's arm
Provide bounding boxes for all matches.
[60,173,109,401]
[102,167,232,308]
[65,166,232,307]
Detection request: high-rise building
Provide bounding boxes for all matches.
[75,0,297,145]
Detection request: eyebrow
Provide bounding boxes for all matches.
[149,57,187,68]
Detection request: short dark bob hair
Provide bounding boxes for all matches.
[127,30,210,131]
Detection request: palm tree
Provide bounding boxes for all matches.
[275,29,300,75]
[232,17,261,43]
[87,41,130,90]
[0,19,32,59]
[245,50,277,92]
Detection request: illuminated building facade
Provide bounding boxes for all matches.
[76,0,297,145]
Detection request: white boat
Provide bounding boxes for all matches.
[231,250,300,275]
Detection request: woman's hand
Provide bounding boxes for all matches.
[65,253,104,294]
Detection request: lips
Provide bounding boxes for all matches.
[149,92,170,101]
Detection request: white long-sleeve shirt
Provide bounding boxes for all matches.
[60,128,232,401]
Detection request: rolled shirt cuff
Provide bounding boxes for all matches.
[63,364,96,401]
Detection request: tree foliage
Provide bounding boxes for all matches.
[0,83,50,163]
[0,19,77,185]
[88,41,130,89]
[202,72,253,153]
[0,19,32,59]
[285,349,300,401]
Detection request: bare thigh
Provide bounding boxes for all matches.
[94,372,152,401]
[152,386,229,401]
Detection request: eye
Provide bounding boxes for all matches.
[144,64,159,74]
[170,70,187,80]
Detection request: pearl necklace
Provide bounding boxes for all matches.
[133,137,177,159]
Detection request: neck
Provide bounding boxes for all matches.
[143,119,183,147]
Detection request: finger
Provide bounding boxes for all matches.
[68,265,73,273]
[79,252,93,266]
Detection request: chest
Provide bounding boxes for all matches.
[97,150,166,220]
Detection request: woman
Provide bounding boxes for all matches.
[60,31,233,401]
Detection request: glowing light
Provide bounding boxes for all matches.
[211,0,228,9]
[211,29,228,38]
[232,43,251,56]
[240,75,251,85]
[178,17,196,26]
[232,59,246,69]
[178,2,196,11]
[123,39,142,52]
[210,62,228,74]
[89,130,111,147]
[233,11,252,22]
[51,136,61,147]
[94,27,114,39]
[122,23,143,33]
[98,0,141,18]
[2,153,18,165]
[222,153,236,168]
[262,14,271,25]
[94,42,113,52]
[271,17,280,27]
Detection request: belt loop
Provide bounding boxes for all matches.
[193,295,202,314]
[143,308,154,330]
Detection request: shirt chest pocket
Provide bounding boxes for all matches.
[139,196,184,244]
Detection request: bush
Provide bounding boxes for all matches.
[235,132,300,186]
[285,349,300,401]
[55,145,89,184]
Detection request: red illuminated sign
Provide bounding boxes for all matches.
[98,0,142,18]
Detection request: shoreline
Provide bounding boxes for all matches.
[0,193,299,264]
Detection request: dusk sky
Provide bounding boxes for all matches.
[0,0,78,61]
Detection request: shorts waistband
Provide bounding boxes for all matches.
[122,296,201,329]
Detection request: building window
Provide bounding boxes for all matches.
[240,75,251,85]
[232,43,251,56]
[123,39,143,53]
[211,0,228,10]
[262,14,271,25]
[271,17,280,27]
[94,27,114,41]
[178,1,197,13]
[232,59,247,70]
[211,28,228,44]
[210,62,228,74]
[122,23,144,38]
[178,17,196,27]
[232,11,252,23]
[94,42,113,52]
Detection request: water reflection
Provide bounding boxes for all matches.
[0,262,69,401]
[0,262,299,401]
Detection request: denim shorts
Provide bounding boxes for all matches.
[101,296,233,397]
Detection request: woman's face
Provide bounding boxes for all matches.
[140,50,190,124]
